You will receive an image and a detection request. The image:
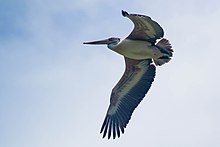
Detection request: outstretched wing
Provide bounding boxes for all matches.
[122,10,164,44]
[100,57,156,139]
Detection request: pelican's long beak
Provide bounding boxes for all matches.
[83,38,111,45]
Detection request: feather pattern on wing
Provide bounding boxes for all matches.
[122,10,164,44]
[100,57,156,139]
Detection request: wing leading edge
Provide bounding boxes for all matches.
[100,57,156,139]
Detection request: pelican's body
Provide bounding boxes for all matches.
[83,10,173,139]
[112,39,161,60]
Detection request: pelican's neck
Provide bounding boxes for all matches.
[107,42,119,50]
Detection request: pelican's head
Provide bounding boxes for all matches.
[83,37,120,49]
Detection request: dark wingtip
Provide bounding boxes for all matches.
[122,10,129,17]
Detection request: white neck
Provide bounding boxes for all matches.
[107,42,119,50]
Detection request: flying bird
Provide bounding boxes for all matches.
[83,10,173,139]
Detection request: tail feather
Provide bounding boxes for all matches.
[154,38,173,66]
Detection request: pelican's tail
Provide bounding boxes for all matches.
[154,38,173,66]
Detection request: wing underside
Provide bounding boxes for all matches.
[100,57,156,139]
[122,10,164,44]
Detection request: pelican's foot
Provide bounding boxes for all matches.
[154,38,173,66]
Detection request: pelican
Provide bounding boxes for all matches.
[83,10,173,139]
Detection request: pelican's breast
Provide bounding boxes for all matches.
[112,39,156,60]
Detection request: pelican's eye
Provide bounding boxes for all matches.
[109,37,120,42]
[109,38,114,41]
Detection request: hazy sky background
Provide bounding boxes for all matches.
[1,0,220,146]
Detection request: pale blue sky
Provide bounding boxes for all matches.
[1,0,220,147]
